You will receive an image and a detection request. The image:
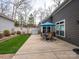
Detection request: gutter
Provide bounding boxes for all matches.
[52,0,72,16]
[0,14,14,22]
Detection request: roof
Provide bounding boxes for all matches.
[41,22,55,26]
[39,16,53,25]
[52,0,72,16]
[0,13,14,22]
[39,0,72,24]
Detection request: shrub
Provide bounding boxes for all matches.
[0,33,3,39]
[14,21,19,27]
[11,32,15,35]
[3,30,10,36]
[17,31,21,34]
[27,33,31,36]
[22,32,26,35]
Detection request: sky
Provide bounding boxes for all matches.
[1,0,64,25]
[31,0,53,10]
[30,0,56,25]
[29,0,64,25]
[29,0,56,14]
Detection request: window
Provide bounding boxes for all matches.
[60,25,64,31]
[56,25,60,30]
[56,30,60,35]
[60,31,64,36]
[55,20,65,37]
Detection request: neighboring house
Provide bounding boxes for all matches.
[0,14,15,33]
[51,0,79,46]
[31,27,39,35]
[15,27,28,33]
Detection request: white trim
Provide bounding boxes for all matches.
[64,19,66,37]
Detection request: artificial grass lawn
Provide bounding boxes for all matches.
[0,35,30,54]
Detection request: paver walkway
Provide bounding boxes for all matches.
[12,35,79,59]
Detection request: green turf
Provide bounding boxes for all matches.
[0,34,30,54]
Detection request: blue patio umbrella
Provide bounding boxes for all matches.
[40,22,55,26]
[40,22,55,37]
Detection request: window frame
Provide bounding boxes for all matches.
[55,19,65,37]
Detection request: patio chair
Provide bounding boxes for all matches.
[47,32,52,40]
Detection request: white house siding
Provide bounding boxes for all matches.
[31,28,38,35]
[0,17,15,33]
[15,27,28,33]
[15,27,38,34]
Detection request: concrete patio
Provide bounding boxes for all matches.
[12,35,79,59]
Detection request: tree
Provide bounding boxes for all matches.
[12,0,31,20]
[17,1,32,21]
[14,20,19,27]
[37,0,63,20]
[18,12,24,30]
[53,0,62,7]
[0,0,11,14]
[28,14,34,27]
[14,0,32,33]
[44,0,63,18]
[37,8,45,20]
[42,0,62,18]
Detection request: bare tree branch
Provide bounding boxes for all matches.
[12,0,31,20]
[53,0,61,7]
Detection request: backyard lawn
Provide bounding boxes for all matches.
[0,34,30,54]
